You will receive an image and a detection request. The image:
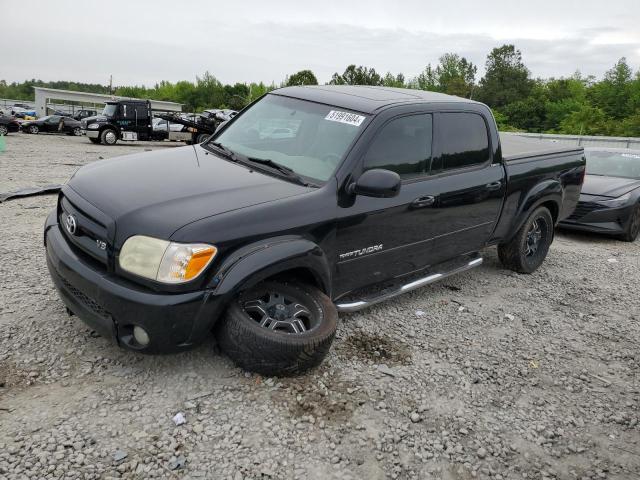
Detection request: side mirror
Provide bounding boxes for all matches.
[348,169,401,198]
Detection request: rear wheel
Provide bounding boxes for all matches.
[101,128,118,145]
[216,281,337,376]
[619,204,640,242]
[29,125,39,134]
[498,206,554,273]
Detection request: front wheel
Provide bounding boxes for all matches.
[216,281,338,376]
[29,125,39,134]
[498,206,554,274]
[619,204,640,242]
[72,127,82,136]
[100,128,118,145]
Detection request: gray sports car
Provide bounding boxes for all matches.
[559,147,640,241]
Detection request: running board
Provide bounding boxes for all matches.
[335,257,483,313]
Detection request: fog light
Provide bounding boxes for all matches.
[133,326,150,346]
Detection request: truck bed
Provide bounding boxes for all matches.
[500,133,583,162]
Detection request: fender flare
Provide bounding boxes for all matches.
[505,180,562,242]
[211,235,332,297]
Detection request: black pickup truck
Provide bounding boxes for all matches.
[45,86,585,375]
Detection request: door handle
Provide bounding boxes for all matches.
[411,195,436,208]
[485,181,502,191]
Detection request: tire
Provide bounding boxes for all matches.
[619,204,640,242]
[0,125,7,136]
[498,206,554,274]
[89,137,101,144]
[196,133,210,143]
[216,281,337,376]
[29,125,39,134]
[72,127,82,136]
[100,128,118,145]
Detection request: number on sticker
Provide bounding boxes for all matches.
[325,110,366,127]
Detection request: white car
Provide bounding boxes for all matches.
[152,118,185,132]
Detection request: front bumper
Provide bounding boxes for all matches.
[44,212,227,353]
[84,130,99,138]
[559,202,635,235]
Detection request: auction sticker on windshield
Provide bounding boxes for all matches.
[325,110,366,127]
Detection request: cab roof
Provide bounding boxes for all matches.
[270,85,479,114]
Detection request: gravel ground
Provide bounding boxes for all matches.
[0,133,639,480]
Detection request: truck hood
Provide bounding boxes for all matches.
[82,115,107,124]
[582,174,640,198]
[67,145,311,244]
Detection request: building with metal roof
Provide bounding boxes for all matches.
[33,87,182,117]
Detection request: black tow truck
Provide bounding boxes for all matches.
[81,99,207,145]
[45,86,585,376]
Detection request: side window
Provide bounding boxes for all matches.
[438,113,490,170]
[121,103,136,119]
[363,114,432,179]
[136,104,148,119]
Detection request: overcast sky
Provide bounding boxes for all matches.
[3,0,640,87]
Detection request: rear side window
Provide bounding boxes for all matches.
[136,104,148,118]
[363,114,432,179]
[438,113,490,170]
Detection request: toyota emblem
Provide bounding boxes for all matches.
[65,214,77,235]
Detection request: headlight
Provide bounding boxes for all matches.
[119,235,217,284]
[595,192,631,208]
[87,123,100,130]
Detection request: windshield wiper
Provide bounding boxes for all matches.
[246,157,313,187]
[208,142,240,162]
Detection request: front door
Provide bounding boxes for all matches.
[334,113,438,294]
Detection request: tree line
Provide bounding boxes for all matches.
[1,44,639,136]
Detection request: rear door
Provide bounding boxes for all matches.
[426,111,505,256]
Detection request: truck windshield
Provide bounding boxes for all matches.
[209,95,367,182]
[102,104,117,117]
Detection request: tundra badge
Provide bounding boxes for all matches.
[339,244,383,260]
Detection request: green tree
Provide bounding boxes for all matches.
[329,65,383,86]
[382,72,406,88]
[284,70,318,86]
[409,54,476,97]
[435,53,477,97]
[588,58,634,119]
[477,44,533,108]
[558,105,613,135]
[409,65,438,91]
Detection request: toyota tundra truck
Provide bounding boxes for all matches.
[45,86,586,376]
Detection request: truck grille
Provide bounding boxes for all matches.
[59,193,110,267]
[568,202,601,221]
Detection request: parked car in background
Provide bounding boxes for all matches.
[73,109,97,121]
[152,118,186,132]
[559,147,640,241]
[0,115,21,135]
[11,106,38,118]
[21,115,82,136]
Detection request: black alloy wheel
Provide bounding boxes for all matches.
[498,206,554,274]
[216,281,337,376]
